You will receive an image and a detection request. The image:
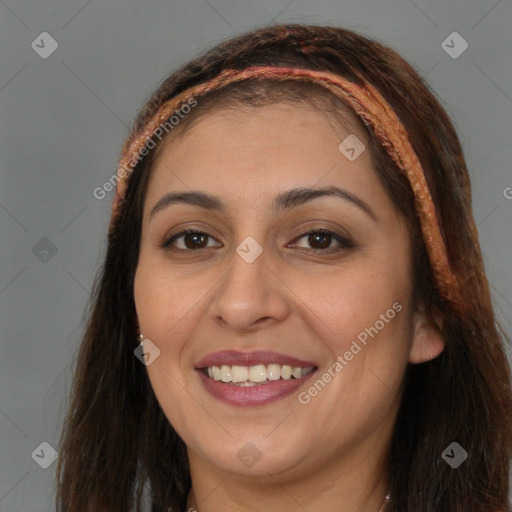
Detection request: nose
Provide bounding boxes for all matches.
[208,243,291,333]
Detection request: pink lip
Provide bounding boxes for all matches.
[197,368,317,406]
[194,350,318,407]
[195,350,317,369]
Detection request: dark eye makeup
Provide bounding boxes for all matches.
[160,228,355,255]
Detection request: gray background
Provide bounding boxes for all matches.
[1,0,511,510]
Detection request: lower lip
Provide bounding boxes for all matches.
[197,369,317,406]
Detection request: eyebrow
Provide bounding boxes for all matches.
[149,186,376,221]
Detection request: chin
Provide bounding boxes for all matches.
[192,439,303,477]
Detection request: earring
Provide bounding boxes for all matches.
[139,333,144,344]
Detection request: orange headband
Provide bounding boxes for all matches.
[110,65,462,312]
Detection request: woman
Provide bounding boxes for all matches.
[55,23,512,512]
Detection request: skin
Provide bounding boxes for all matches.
[133,102,445,512]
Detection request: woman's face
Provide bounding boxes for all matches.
[134,102,443,481]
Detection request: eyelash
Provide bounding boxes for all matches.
[161,228,354,254]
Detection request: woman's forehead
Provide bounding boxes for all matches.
[141,103,402,230]
[147,103,378,201]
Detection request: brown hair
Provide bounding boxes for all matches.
[56,23,512,512]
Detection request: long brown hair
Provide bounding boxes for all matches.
[56,23,512,512]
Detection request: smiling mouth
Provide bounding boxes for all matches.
[202,364,316,386]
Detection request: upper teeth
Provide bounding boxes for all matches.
[206,364,314,384]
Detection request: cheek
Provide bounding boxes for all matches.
[286,261,411,346]
[134,260,204,433]
[289,260,414,417]
[134,258,205,347]
[298,292,411,448]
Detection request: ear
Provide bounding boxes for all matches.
[409,305,445,364]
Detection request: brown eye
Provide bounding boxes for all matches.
[308,232,332,249]
[162,228,354,254]
[162,230,220,250]
[292,229,354,253]
[182,232,208,249]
